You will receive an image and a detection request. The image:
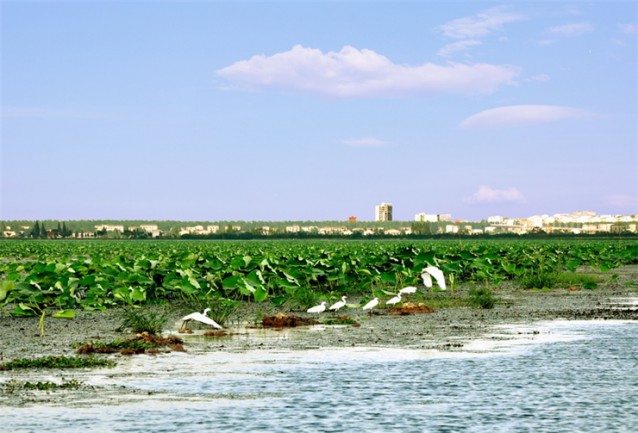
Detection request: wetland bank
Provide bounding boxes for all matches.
[0,240,637,431]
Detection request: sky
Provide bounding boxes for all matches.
[1,1,637,222]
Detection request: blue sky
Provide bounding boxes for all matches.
[1,1,636,222]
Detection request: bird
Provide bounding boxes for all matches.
[179,308,222,332]
[422,265,446,290]
[386,293,402,306]
[398,286,418,295]
[307,301,327,314]
[362,297,379,314]
[329,296,347,312]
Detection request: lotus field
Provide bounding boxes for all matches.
[1,239,637,319]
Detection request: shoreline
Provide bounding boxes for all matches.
[1,266,636,361]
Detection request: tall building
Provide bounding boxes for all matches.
[375,203,393,221]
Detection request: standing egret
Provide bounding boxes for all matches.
[422,265,446,290]
[386,293,402,306]
[179,308,222,332]
[307,301,327,314]
[362,297,379,315]
[329,296,347,312]
[398,286,418,295]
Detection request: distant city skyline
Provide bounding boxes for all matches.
[2,2,636,221]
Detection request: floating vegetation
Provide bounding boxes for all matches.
[76,332,184,355]
[0,355,115,370]
[2,379,87,393]
[320,315,360,326]
[262,313,317,328]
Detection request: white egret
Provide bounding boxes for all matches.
[362,297,379,314]
[386,293,402,306]
[307,301,327,314]
[421,265,446,290]
[179,308,222,331]
[398,286,418,295]
[329,296,347,312]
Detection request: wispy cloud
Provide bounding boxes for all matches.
[465,186,526,205]
[217,45,519,98]
[437,40,482,58]
[546,21,595,37]
[460,105,589,129]
[437,6,526,40]
[618,23,637,35]
[341,137,389,148]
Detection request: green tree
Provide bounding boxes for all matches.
[32,221,41,238]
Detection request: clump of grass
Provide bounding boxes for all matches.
[468,287,497,309]
[119,306,169,334]
[419,294,467,309]
[180,295,241,326]
[0,355,115,371]
[519,270,558,290]
[554,272,602,289]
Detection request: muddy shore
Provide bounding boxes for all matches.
[1,266,636,362]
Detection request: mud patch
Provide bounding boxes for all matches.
[388,302,436,315]
[262,313,318,328]
[76,332,185,355]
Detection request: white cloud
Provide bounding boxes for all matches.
[465,186,526,205]
[341,137,388,148]
[546,21,595,37]
[437,7,526,39]
[437,40,481,58]
[460,105,589,129]
[217,45,519,98]
[618,23,637,35]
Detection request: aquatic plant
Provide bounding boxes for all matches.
[0,239,635,314]
[468,287,497,309]
[118,306,169,334]
[0,355,115,370]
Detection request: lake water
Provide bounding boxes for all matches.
[2,320,637,433]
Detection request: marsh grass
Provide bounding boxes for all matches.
[554,272,602,289]
[179,295,242,326]
[118,306,169,334]
[520,270,603,290]
[468,287,497,309]
[1,379,88,395]
[519,270,558,290]
[0,355,115,370]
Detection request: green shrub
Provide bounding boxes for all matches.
[468,287,497,309]
[519,270,558,290]
[119,306,169,334]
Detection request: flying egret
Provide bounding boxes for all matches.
[386,293,402,306]
[307,301,327,314]
[362,297,379,314]
[179,308,222,332]
[329,296,347,312]
[398,286,418,295]
[422,265,446,290]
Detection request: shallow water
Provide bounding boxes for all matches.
[2,320,637,433]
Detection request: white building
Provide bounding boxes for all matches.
[375,203,393,221]
[415,213,438,222]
